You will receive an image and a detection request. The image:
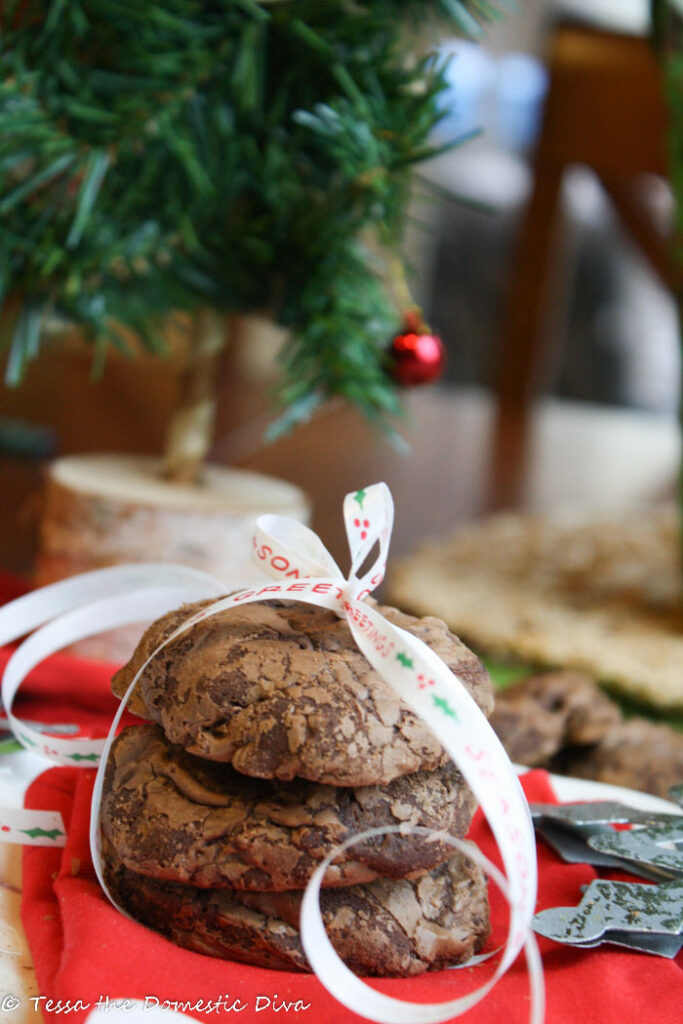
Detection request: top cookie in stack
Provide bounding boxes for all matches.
[111,599,493,785]
[102,598,493,975]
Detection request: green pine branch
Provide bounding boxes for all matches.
[0,0,502,425]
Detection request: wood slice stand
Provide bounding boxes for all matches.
[35,453,310,662]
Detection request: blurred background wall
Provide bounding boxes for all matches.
[413,0,680,417]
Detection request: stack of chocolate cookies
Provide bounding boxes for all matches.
[101,599,494,976]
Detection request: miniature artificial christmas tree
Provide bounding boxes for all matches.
[1,0,501,476]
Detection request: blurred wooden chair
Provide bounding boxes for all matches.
[490,21,676,507]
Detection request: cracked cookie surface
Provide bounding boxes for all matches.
[103,840,490,976]
[112,599,493,786]
[101,724,477,890]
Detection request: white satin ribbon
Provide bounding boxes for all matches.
[0,565,225,843]
[0,484,542,1022]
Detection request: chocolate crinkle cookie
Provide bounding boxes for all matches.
[489,670,621,767]
[557,718,683,799]
[101,724,477,891]
[112,598,493,787]
[491,670,683,799]
[103,839,490,976]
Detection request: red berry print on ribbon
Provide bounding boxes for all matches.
[354,518,370,541]
[0,825,11,833]
[418,674,435,690]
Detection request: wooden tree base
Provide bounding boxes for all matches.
[35,454,310,662]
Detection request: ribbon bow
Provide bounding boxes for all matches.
[0,483,542,1023]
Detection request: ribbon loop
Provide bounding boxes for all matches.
[2,582,222,763]
[253,514,344,583]
[0,563,222,649]
[343,483,393,597]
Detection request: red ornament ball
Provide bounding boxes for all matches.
[388,319,446,387]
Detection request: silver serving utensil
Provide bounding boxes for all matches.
[533,878,683,958]
[588,821,683,881]
[529,800,683,880]
[530,801,683,833]
[533,821,655,873]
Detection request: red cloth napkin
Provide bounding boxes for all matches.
[22,767,683,1024]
